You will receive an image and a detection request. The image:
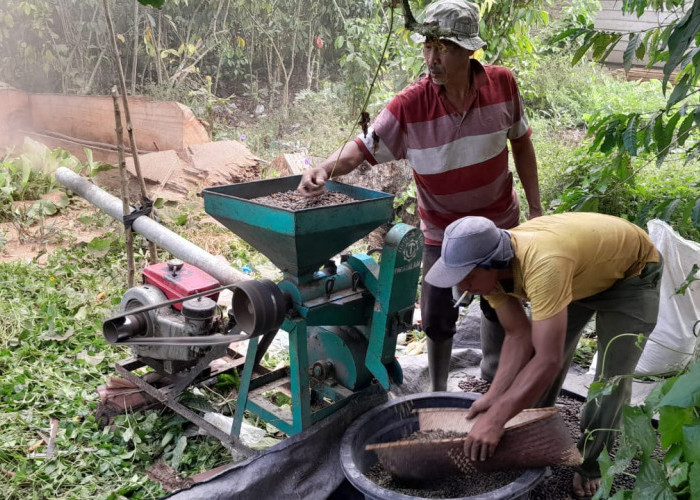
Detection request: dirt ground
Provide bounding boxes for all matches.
[0,196,114,263]
[0,147,258,263]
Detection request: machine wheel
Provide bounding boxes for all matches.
[119,285,169,337]
[307,326,373,391]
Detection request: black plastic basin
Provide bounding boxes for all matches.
[339,392,545,500]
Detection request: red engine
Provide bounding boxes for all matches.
[142,259,220,310]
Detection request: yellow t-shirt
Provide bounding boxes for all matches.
[486,213,659,321]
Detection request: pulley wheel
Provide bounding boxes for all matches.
[231,279,287,337]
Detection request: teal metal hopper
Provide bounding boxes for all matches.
[202,175,394,281]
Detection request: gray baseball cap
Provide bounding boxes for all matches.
[425,217,513,288]
[410,0,486,52]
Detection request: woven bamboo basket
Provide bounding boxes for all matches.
[366,407,582,481]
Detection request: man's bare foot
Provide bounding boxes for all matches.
[573,471,601,499]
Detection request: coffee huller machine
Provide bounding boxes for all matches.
[102,175,423,452]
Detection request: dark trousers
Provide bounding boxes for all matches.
[421,244,503,379]
[538,258,663,476]
[420,244,458,342]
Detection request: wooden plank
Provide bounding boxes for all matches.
[125,149,183,185]
[0,88,31,150]
[592,0,689,70]
[186,140,261,186]
[25,131,121,164]
[612,66,676,82]
[595,0,690,31]
[595,19,671,31]
[27,94,209,152]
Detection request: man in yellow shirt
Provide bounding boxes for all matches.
[425,212,662,498]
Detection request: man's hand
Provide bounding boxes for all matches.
[463,411,505,462]
[528,204,543,219]
[466,394,494,419]
[297,141,365,197]
[297,167,328,197]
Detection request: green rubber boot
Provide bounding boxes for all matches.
[427,337,453,392]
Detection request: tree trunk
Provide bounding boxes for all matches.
[306,22,314,90]
[155,11,163,85]
[213,0,232,96]
[131,0,139,94]
[85,48,107,94]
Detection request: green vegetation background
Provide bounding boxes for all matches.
[1,0,698,498]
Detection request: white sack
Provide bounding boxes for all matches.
[634,219,700,375]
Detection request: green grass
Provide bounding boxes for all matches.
[519,53,669,128]
[0,242,234,500]
[521,55,699,242]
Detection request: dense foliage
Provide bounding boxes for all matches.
[587,359,700,499]
[0,1,554,106]
[552,0,700,236]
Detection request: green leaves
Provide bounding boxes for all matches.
[624,405,658,459]
[623,33,641,73]
[658,361,700,409]
[587,105,696,163]
[682,425,700,464]
[86,233,121,256]
[554,0,699,198]
[137,0,166,7]
[658,406,697,448]
[664,1,700,89]
[567,99,700,238]
[171,435,188,470]
[566,29,624,66]
[622,115,638,156]
[636,459,677,499]
[477,0,552,65]
[691,462,700,498]
[675,263,699,295]
[597,360,700,497]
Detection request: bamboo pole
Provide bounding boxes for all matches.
[103,0,158,265]
[112,86,136,287]
[131,0,139,95]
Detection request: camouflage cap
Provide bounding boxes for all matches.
[411,0,486,52]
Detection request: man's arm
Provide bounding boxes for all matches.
[297,140,366,197]
[468,298,533,414]
[511,136,543,219]
[463,305,567,461]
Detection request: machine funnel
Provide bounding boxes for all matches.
[202,176,394,280]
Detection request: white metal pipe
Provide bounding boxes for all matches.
[55,167,249,285]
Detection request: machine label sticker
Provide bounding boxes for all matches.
[397,232,421,264]
[394,260,421,275]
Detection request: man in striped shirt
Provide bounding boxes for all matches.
[298,0,542,394]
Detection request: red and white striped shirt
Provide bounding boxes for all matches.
[354,60,531,245]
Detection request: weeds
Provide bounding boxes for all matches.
[0,241,233,499]
[587,359,700,499]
